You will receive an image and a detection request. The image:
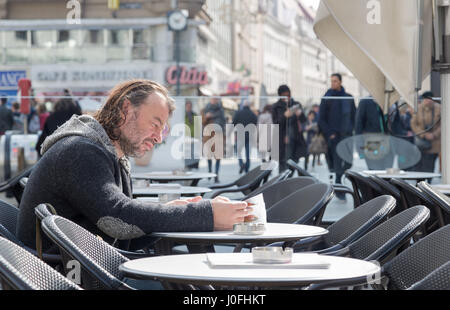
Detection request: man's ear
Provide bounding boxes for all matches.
[121,98,132,120]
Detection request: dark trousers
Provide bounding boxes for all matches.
[238,135,251,173]
[278,138,288,173]
[326,136,351,184]
[414,152,438,172]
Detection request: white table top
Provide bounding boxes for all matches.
[132,171,216,181]
[133,186,212,196]
[150,223,328,243]
[119,253,380,287]
[362,170,441,180]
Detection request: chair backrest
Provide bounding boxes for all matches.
[286,159,314,178]
[0,200,21,245]
[345,171,383,206]
[266,183,333,225]
[235,162,277,194]
[347,206,430,263]
[417,182,450,227]
[323,195,397,249]
[368,175,401,201]
[0,237,81,290]
[41,215,131,290]
[0,166,34,203]
[383,224,450,290]
[408,261,450,290]
[389,178,428,210]
[258,177,318,210]
[242,170,292,201]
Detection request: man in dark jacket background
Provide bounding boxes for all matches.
[319,73,356,196]
[355,97,394,170]
[232,100,257,174]
[271,85,303,173]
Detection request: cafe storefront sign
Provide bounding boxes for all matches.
[31,64,156,89]
[166,65,209,86]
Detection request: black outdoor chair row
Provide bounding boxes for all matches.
[0,199,448,290]
[344,170,450,235]
[0,166,33,204]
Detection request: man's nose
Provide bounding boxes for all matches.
[153,130,163,144]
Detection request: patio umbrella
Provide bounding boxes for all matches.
[313,0,433,110]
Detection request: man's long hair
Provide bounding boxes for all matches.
[94,79,175,141]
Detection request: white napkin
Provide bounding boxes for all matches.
[206,253,330,269]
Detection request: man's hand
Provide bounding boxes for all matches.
[425,133,434,140]
[284,136,290,145]
[329,134,336,140]
[211,198,252,231]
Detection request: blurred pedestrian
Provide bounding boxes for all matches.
[35,98,83,157]
[185,100,199,169]
[272,85,302,173]
[286,100,307,170]
[11,102,24,131]
[232,100,257,174]
[36,102,50,131]
[202,97,226,183]
[258,105,273,162]
[305,110,322,169]
[411,91,441,172]
[0,97,13,135]
[319,73,356,199]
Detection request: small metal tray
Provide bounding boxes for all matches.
[233,223,266,235]
[252,247,293,264]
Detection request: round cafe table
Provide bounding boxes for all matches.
[132,171,216,186]
[151,223,328,254]
[119,253,380,288]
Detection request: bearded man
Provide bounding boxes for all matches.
[17,80,249,253]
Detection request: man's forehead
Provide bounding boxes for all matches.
[140,93,170,121]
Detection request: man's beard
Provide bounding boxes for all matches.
[118,134,144,158]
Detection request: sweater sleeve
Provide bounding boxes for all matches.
[53,138,214,240]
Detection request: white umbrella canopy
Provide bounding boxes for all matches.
[313,0,433,110]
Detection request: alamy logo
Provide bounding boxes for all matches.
[66,260,81,285]
[67,0,81,24]
[366,0,381,25]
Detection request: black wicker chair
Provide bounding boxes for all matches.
[248,177,317,210]
[0,200,60,264]
[417,181,450,227]
[339,206,430,263]
[391,178,442,234]
[307,206,431,289]
[345,170,384,206]
[240,170,292,201]
[209,162,277,198]
[408,261,450,290]
[41,215,134,290]
[0,237,81,290]
[381,224,450,290]
[287,159,355,204]
[368,175,402,213]
[266,183,334,226]
[274,195,397,253]
[0,166,34,203]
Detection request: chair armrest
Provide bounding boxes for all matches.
[267,236,324,251]
[116,249,156,260]
[209,181,236,190]
[322,246,350,257]
[210,183,254,198]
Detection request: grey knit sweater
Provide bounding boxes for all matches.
[17,115,214,251]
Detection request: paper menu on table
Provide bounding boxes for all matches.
[206,253,330,269]
[244,194,267,225]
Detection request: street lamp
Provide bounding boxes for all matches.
[167,9,188,96]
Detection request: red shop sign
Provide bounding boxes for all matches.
[166,66,209,86]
